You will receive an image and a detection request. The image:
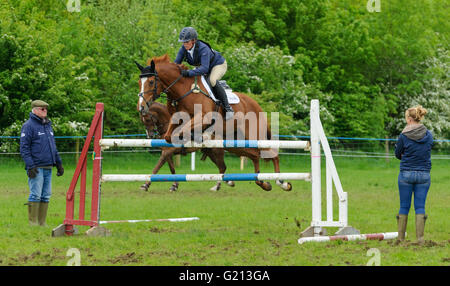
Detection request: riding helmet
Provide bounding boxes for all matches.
[178,27,198,43]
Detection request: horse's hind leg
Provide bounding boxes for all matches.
[140,148,176,191]
[249,152,271,191]
[272,155,292,191]
[205,149,230,191]
[166,155,179,192]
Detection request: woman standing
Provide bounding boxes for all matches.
[395,105,433,244]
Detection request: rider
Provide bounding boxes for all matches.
[174,27,234,120]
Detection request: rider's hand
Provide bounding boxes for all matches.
[181,70,190,77]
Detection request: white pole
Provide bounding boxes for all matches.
[310,99,321,236]
[298,232,401,244]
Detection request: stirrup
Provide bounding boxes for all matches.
[225,110,234,121]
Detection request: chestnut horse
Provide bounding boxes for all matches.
[139,101,235,192]
[135,54,292,191]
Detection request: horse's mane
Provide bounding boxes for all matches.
[149,54,171,64]
[147,54,188,70]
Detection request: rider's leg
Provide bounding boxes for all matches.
[210,61,234,120]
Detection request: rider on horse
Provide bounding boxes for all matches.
[174,27,234,120]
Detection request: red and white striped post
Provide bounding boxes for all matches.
[52,103,104,237]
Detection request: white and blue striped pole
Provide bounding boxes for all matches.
[101,172,311,182]
[99,139,310,150]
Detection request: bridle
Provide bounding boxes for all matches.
[137,61,183,115]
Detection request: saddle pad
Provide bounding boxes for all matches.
[201,76,240,105]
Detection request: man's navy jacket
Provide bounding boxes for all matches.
[20,112,62,170]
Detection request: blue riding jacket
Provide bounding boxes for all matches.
[174,40,225,77]
[20,112,62,170]
[395,126,433,172]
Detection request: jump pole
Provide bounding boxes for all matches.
[298,232,401,244]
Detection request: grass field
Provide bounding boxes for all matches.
[0,151,448,266]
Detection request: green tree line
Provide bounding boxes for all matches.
[0,0,448,152]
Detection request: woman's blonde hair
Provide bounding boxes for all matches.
[406,105,427,122]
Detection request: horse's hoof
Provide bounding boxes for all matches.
[226,181,235,187]
[277,180,292,191]
[284,182,292,191]
[169,183,178,192]
[261,182,272,191]
[210,183,221,192]
[140,184,149,192]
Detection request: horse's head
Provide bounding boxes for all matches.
[135,55,185,115]
[141,110,159,139]
[140,101,170,139]
[135,60,164,116]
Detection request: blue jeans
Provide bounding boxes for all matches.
[398,171,430,215]
[28,168,52,203]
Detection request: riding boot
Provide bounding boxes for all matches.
[212,84,234,120]
[396,214,408,242]
[415,214,427,245]
[38,202,49,227]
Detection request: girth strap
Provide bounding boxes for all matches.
[170,76,215,110]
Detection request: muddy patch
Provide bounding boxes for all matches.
[109,252,142,265]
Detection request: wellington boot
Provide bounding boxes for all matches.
[415,214,427,245]
[396,214,408,242]
[38,202,49,227]
[27,202,39,226]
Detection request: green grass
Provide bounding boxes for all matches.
[0,152,449,266]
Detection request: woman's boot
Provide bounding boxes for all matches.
[415,214,427,245]
[396,214,408,242]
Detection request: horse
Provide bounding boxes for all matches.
[135,54,292,191]
[138,101,235,192]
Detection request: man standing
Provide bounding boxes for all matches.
[20,100,64,226]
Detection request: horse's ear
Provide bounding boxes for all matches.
[150,60,155,72]
[134,61,144,71]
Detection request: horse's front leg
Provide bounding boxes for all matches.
[272,154,292,191]
[166,155,179,192]
[140,148,176,191]
[163,121,177,143]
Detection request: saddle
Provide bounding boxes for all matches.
[198,77,240,105]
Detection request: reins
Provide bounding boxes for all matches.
[139,62,217,112]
